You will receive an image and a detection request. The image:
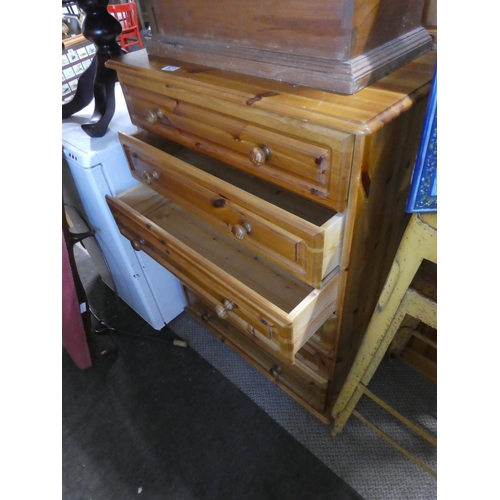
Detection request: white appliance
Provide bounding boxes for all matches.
[62,83,186,330]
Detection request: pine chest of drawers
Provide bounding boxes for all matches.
[106,49,436,422]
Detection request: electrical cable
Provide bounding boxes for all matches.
[90,309,188,347]
[63,201,188,348]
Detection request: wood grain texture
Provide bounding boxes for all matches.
[351,0,425,55]
[62,33,87,49]
[106,49,436,417]
[119,130,344,287]
[144,0,427,58]
[117,81,353,212]
[107,50,436,136]
[142,0,429,93]
[184,286,331,420]
[107,50,436,211]
[148,0,350,59]
[327,95,430,406]
[107,184,340,363]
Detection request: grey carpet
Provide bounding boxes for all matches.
[63,245,365,500]
[67,244,437,500]
[167,314,437,500]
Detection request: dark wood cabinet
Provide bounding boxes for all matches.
[143,0,431,94]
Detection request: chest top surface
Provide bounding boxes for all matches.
[107,50,436,136]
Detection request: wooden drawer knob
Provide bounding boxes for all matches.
[146,108,164,124]
[270,365,282,379]
[223,299,235,311]
[215,303,227,318]
[146,109,158,124]
[131,238,146,251]
[231,221,252,240]
[142,170,160,184]
[214,299,235,318]
[201,311,212,322]
[248,145,270,166]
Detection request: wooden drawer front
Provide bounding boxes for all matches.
[106,183,340,364]
[119,131,345,287]
[121,83,352,212]
[294,338,334,379]
[183,286,329,416]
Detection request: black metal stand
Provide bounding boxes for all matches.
[62,0,125,138]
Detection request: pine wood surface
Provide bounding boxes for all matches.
[184,287,331,419]
[119,130,345,287]
[107,184,340,363]
[106,50,435,135]
[62,33,86,49]
[106,49,436,415]
[327,96,430,406]
[106,51,435,210]
[117,81,353,212]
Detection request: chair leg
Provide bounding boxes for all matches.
[331,262,418,420]
[331,213,437,431]
[331,301,407,436]
[332,286,436,431]
[331,385,364,436]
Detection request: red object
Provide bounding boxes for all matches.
[107,1,144,51]
[62,230,93,370]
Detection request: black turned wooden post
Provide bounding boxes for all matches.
[62,0,125,138]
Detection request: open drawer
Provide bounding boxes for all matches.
[183,286,330,417]
[118,130,345,288]
[106,183,340,364]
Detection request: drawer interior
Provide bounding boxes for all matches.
[116,184,331,314]
[131,130,337,227]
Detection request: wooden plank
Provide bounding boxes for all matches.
[146,201,307,310]
[400,345,437,383]
[62,33,87,49]
[353,410,437,478]
[107,50,436,135]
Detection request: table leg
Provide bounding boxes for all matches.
[62,0,124,138]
